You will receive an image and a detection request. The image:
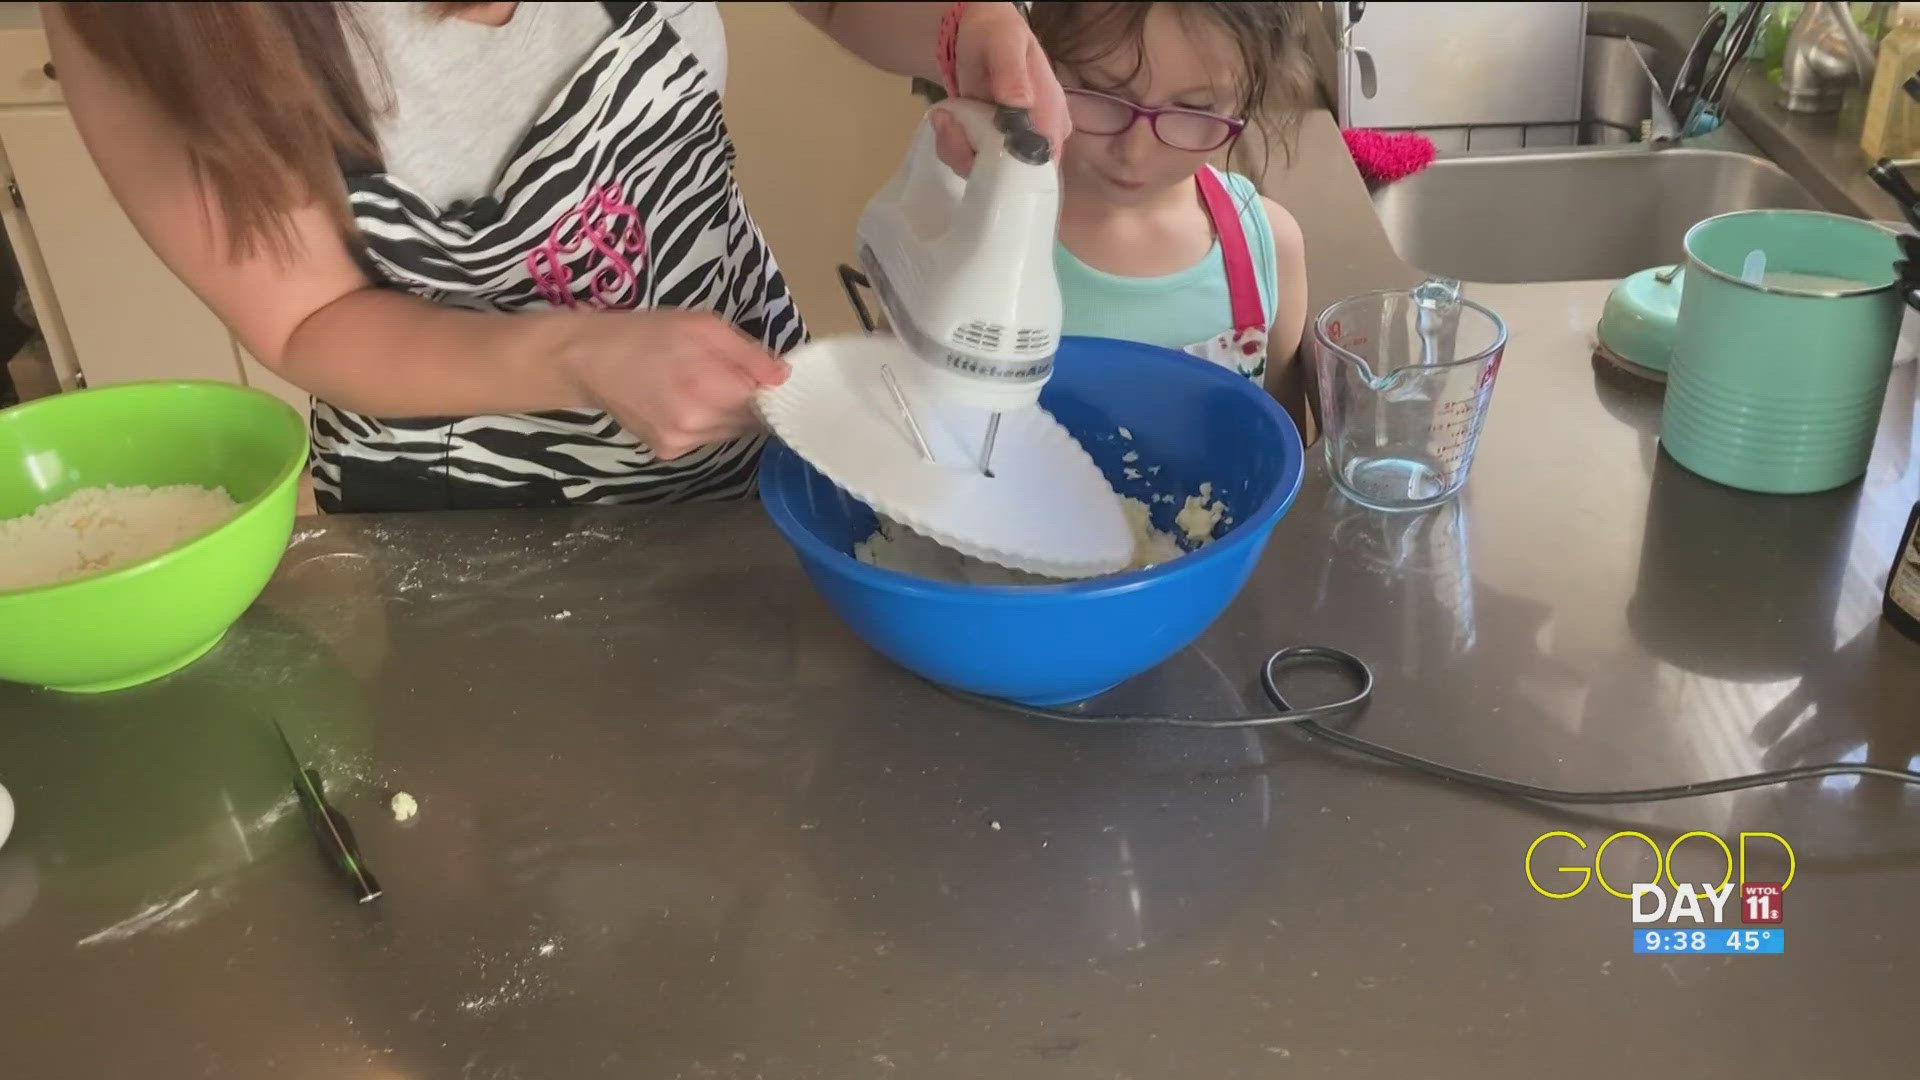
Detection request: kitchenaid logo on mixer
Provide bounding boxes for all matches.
[1524,831,1793,936]
[944,352,1052,380]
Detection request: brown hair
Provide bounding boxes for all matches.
[1027,1,1318,171]
[59,2,481,259]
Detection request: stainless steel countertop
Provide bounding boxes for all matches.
[2,281,1918,1078]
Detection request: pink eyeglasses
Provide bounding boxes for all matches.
[1063,87,1246,152]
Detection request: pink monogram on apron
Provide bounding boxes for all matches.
[527,182,650,309]
[1182,166,1269,381]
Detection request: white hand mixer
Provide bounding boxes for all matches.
[758,99,1135,579]
[856,100,1060,477]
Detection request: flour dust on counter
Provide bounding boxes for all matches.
[70,786,306,950]
[350,515,634,605]
[286,525,331,547]
[74,886,217,948]
[456,935,567,1017]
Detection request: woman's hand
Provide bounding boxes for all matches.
[932,3,1070,175]
[563,309,790,460]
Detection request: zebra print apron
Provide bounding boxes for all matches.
[312,1,807,512]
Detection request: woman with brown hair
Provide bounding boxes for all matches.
[45,2,1067,512]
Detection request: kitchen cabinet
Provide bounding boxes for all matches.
[0,3,309,421]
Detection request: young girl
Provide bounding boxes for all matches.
[1029,2,1318,436]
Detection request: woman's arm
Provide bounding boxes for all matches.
[45,3,569,415]
[44,4,782,458]
[1260,195,1317,443]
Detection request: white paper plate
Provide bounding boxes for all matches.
[758,334,1135,579]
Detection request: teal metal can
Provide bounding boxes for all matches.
[1661,210,1901,494]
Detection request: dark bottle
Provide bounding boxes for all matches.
[1888,497,1920,642]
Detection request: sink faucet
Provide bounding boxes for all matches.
[1780,0,1891,113]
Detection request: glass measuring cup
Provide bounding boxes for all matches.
[1311,279,1509,512]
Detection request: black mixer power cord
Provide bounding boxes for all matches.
[938,646,1920,806]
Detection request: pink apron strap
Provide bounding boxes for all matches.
[1195,166,1266,336]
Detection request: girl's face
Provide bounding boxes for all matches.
[1057,5,1246,209]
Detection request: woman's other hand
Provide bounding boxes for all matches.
[564,309,790,460]
[932,3,1070,175]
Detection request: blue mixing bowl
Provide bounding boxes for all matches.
[760,335,1306,705]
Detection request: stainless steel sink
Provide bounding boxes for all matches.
[1368,33,1827,283]
[1372,147,1824,283]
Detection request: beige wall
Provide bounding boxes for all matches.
[718,3,928,340]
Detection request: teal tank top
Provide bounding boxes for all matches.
[1054,168,1278,373]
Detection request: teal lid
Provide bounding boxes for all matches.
[1597,264,1684,380]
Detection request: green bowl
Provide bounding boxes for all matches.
[0,381,307,693]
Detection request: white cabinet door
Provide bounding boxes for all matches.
[0,104,243,388]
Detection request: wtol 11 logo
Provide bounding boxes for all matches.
[1526,831,1791,956]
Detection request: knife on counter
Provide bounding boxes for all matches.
[273,721,382,903]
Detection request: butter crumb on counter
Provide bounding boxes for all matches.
[390,792,419,822]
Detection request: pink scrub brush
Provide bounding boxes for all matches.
[1341,128,1436,186]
